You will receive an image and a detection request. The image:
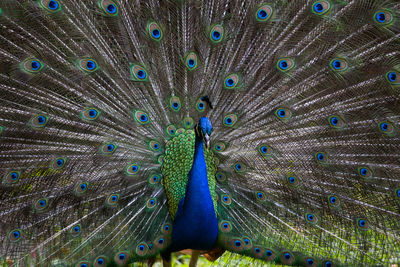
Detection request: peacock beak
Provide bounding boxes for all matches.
[204,133,210,149]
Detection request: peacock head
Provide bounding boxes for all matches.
[195,117,212,149]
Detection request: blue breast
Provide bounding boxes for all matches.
[170,139,218,252]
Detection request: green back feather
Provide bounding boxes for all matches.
[161,129,218,219]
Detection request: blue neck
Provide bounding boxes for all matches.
[170,138,218,252]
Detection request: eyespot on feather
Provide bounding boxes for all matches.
[99,142,117,155]
[255,4,274,22]
[74,182,89,196]
[50,157,66,170]
[146,198,157,209]
[133,110,150,124]
[114,251,130,266]
[3,171,21,184]
[221,193,232,205]
[70,224,82,237]
[305,257,318,267]
[8,229,23,242]
[182,117,194,129]
[94,256,107,267]
[305,213,318,224]
[264,248,276,261]
[328,195,340,208]
[224,74,241,89]
[223,114,238,127]
[39,0,61,12]
[386,70,400,86]
[21,58,44,74]
[77,58,99,73]
[216,172,227,183]
[277,58,295,72]
[161,223,172,235]
[99,0,119,16]
[315,152,328,164]
[130,64,148,81]
[165,125,177,137]
[378,121,395,135]
[195,98,206,112]
[275,108,292,122]
[219,220,232,233]
[148,140,162,152]
[213,142,227,153]
[33,198,49,212]
[280,251,295,265]
[81,107,100,121]
[242,237,253,250]
[286,173,300,187]
[135,242,149,257]
[373,9,394,26]
[357,166,373,179]
[329,58,348,72]
[105,194,119,207]
[328,115,345,129]
[209,24,224,44]
[356,218,369,230]
[169,96,181,112]
[148,173,162,185]
[311,1,332,15]
[30,114,49,129]
[185,52,198,70]
[258,144,273,158]
[147,21,163,41]
[125,163,140,176]
[75,261,90,267]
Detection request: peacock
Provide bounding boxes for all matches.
[1,0,400,266]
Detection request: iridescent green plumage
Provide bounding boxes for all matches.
[161,129,218,219]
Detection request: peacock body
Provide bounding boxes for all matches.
[1,0,400,266]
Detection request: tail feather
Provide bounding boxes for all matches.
[1,0,400,266]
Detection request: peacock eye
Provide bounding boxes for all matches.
[255,4,273,22]
[329,58,348,72]
[356,218,369,230]
[209,24,224,43]
[133,110,150,124]
[275,108,292,122]
[39,0,61,12]
[77,58,99,73]
[185,52,198,70]
[146,198,158,210]
[130,64,148,81]
[166,124,177,137]
[125,163,140,176]
[105,194,119,207]
[100,0,119,16]
[315,152,328,164]
[223,114,238,127]
[378,121,394,135]
[4,171,21,184]
[386,71,398,83]
[374,10,393,25]
[8,229,23,242]
[312,1,331,15]
[169,96,181,112]
[277,58,295,72]
[221,194,232,205]
[95,256,106,265]
[224,74,240,89]
[147,22,163,41]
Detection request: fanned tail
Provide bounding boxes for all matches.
[0,0,400,266]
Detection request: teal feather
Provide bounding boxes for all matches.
[1,0,400,266]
